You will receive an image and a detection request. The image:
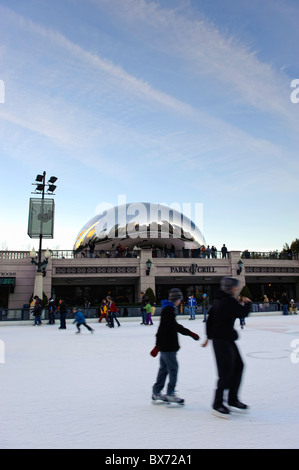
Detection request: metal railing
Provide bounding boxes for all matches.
[26,249,229,260]
[0,306,147,321]
[1,249,298,261]
[241,251,298,260]
[1,302,297,322]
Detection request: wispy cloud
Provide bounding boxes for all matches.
[0,2,297,190]
[89,0,295,120]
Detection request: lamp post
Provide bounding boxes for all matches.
[30,247,51,277]
[28,171,57,299]
[237,259,243,276]
[146,258,152,276]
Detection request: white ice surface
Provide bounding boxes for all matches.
[0,315,298,449]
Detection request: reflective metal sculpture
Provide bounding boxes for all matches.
[73,202,205,252]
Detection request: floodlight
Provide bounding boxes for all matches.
[47,184,56,192]
[48,176,57,184]
[35,174,44,182]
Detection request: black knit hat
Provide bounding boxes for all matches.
[220,277,239,294]
[168,288,183,303]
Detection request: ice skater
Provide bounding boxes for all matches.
[145,300,153,325]
[151,288,199,405]
[202,277,251,418]
[98,299,108,322]
[107,297,120,328]
[188,294,197,320]
[73,307,94,334]
[238,295,246,329]
[32,295,43,326]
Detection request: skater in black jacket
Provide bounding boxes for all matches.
[202,277,251,417]
[151,288,199,405]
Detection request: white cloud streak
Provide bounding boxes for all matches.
[0,2,297,188]
[89,0,295,120]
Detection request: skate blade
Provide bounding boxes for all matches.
[228,406,249,414]
[152,399,168,405]
[166,400,185,406]
[212,409,230,420]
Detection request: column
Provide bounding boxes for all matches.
[229,251,246,291]
[33,271,43,300]
[137,250,155,302]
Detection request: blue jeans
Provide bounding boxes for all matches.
[141,308,147,324]
[282,304,288,315]
[153,351,178,396]
[203,307,208,322]
[34,315,41,325]
[189,306,195,319]
[110,312,120,327]
[60,313,66,329]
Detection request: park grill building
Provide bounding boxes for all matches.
[0,202,298,315]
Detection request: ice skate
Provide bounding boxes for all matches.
[152,392,168,404]
[228,399,249,412]
[165,393,185,406]
[212,404,230,419]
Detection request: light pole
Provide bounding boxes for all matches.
[28,171,57,299]
[30,247,51,276]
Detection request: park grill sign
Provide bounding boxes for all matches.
[170,264,217,275]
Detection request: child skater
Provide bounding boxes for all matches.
[151,288,200,405]
[145,300,153,325]
[73,307,94,334]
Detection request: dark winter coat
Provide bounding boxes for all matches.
[156,300,194,352]
[280,294,289,305]
[48,300,56,313]
[73,311,86,324]
[33,298,43,316]
[206,290,251,342]
[58,301,67,315]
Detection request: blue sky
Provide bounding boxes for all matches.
[0,0,298,253]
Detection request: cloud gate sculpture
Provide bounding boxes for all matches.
[73,202,205,252]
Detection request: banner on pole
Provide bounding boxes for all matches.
[28,198,55,239]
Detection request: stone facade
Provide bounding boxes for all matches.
[1,249,299,308]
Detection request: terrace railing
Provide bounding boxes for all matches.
[0,249,298,260]
[1,302,297,322]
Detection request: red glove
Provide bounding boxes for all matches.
[190,332,200,341]
[150,345,159,357]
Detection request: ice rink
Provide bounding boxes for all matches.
[0,314,298,449]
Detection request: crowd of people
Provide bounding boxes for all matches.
[183,293,210,321]
[98,296,121,328]
[249,293,298,314]
[30,294,122,330]
[152,243,228,259]
[77,242,230,259]
[31,287,297,330]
